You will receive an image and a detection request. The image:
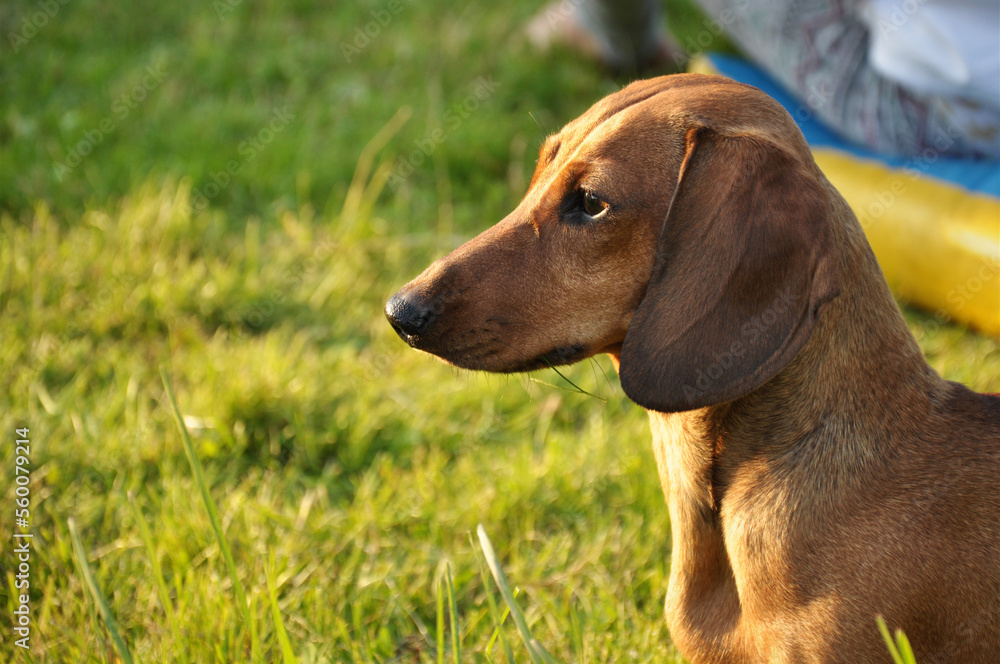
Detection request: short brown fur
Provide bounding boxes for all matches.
[386,74,1000,663]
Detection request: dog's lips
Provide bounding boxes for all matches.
[406,335,497,368]
[538,344,587,366]
[415,338,589,374]
[498,344,588,373]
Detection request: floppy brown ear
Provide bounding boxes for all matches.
[619,126,840,413]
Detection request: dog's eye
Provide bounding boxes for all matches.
[582,190,608,218]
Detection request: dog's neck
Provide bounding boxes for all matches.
[632,190,945,659]
[717,186,941,458]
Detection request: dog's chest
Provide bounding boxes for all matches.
[718,466,810,602]
[651,411,831,609]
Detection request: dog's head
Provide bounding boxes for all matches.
[386,74,840,412]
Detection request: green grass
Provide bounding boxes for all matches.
[878,616,918,664]
[0,1,997,662]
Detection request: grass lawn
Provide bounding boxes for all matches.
[1,0,997,662]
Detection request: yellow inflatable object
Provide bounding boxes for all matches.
[815,151,999,337]
[691,55,1000,338]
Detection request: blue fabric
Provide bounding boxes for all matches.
[704,54,1000,198]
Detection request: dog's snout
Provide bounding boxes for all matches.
[385,291,432,343]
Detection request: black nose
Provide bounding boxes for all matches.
[385,292,432,342]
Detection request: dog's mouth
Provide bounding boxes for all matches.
[433,343,588,374]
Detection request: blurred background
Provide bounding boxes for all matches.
[1,0,997,662]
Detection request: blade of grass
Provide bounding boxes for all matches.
[445,563,462,664]
[250,594,262,664]
[71,534,107,664]
[896,629,916,664]
[68,517,137,664]
[160,367,252,632]
[352,599,376,664]
[353,158,400,233]
[127,491,187,664]
[876,616,905,664]
[266,552,298,664]
[476,525,558,664]
[436,571,446,664]
[340,105,412,227]
[567,594,583,656]
[472,535,516,664]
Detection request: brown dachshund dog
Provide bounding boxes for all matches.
[385,74,1000,663]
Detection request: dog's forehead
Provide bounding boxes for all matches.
[540,78,680,158]
[544,74,805,165]
[561,76,733,134]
